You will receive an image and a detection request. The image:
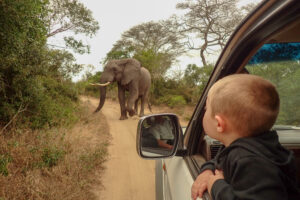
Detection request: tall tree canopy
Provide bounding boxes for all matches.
[106,20,185,78]
[45,0,99,54]
[176,0,252,66]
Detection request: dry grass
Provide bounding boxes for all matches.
[0,100,110,200]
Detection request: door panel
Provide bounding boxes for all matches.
[164,157,195,200]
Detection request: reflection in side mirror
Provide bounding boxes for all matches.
[137,114,181,158]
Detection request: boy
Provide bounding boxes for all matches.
[191,74,299,200]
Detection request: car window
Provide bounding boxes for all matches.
[245,42,300,127]
[245,42,300,188]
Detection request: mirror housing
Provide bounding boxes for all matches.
[136,113,185,159]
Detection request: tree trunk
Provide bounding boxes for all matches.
[200,48,207,67]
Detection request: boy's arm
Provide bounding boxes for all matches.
[209,156,288,200]
[191,158,217,200]
[191,170,214,200]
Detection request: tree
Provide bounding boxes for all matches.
[176,0,254,66]
[0,0,89,129]
[182,64,213,102]
[45,0,99,54]
[0,0,47,125]
[184,64,213,86]
[105,20,185,78]
[43,49,83,80]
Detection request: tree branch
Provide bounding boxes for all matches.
[0,103,28,134]
[47,25,75,38]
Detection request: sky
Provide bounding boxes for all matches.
[49,0,260,81]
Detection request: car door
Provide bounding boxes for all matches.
[161,1,300,200]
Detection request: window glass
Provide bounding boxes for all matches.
[245,42,300,126]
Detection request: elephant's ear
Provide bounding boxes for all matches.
[118,59,141,85]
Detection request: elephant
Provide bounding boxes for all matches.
[92,58,152,120]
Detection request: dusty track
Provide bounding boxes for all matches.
[82,96,155,200]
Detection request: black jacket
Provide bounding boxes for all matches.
[200,130,300,200]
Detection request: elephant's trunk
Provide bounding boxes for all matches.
[94,86,106,113]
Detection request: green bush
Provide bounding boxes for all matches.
[80,145,108,172]
[21,76,79,129]
[1,66,79,130]
[76,71,102,97]
[158,95,186,108]
[168,95,186,108]
[0,0,80,130]
[41,147,65,168]
[0,154,12,176]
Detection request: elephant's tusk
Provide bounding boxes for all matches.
[90,82,111,87]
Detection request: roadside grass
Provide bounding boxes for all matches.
[0,99,110,200]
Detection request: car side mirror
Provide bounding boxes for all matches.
[136,114,182,159]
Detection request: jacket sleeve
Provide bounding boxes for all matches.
[210,156,287,200]
[199,158,217,173]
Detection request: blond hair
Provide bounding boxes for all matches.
[209,74,279,136]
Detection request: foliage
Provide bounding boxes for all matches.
[43,49,83,80]
[80,145,108,171]
[176,0,255,66]
[45,0,99,54]
[146,63,214,107]
[277,68,300,126]
[0,0,89,130]
[64,36,91,54]
[105,47,134,60]
[1,73,79,129]
[247,61,300,126]
[105,20,185,78]
[180,64,214,103]
[76,71,101,96]
[41,147,65,168]
[183,64,214,87]
[0,154,12,176]
[162,95,187,108]
[151,78,189,106]
[134,49,172,80]
[0,0,46,127]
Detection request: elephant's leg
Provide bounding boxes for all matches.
[118,84,128,120]
[134,98,139,115]
[127,84,138,117]
[139,95,146,117]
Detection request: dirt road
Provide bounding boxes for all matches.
[84,97,156,200]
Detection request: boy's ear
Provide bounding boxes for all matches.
[215,115,226,133]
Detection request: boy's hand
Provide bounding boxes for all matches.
[191,170,214,200]
[207,169,224,195]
